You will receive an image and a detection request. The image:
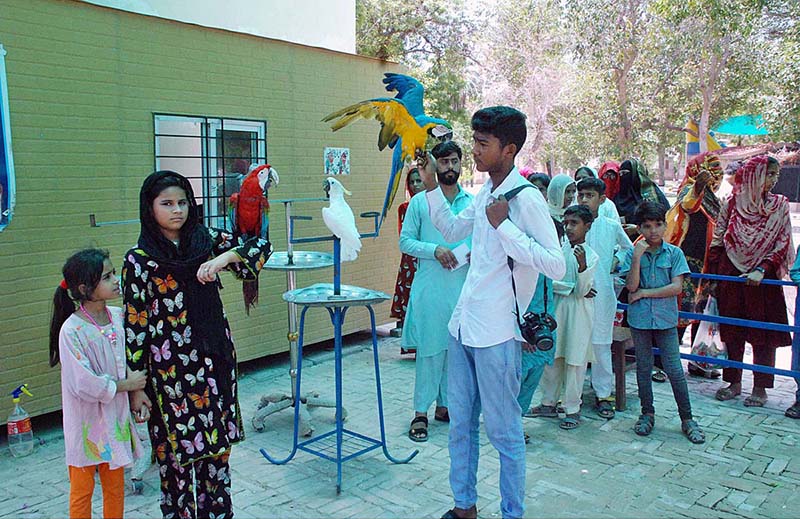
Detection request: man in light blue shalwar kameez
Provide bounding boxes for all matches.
[401,141,473,442]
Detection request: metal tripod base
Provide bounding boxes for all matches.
[251,391,344,437]
[260,298,418,494]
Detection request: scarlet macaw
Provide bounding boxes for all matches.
[321,73,452,228]
[229,163,278,314]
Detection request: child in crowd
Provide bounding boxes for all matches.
[124,170,272,519]
[49,248,147,519]
[536,205,598,430]
[623,201,705,443]
[574,166,622,222]
[577,178,633,419]
[526,173,551,201]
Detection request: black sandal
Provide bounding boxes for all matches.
[682,419,706,444]
[651,370,668,383]
[634,414,655,436]
[786,401,800,419]
[596,399,615,420]
[408,416,428,442]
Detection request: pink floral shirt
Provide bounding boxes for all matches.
[59,306,142,469]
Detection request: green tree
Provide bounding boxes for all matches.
[651,0,767,152]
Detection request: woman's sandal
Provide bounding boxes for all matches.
[559,413,580,430]
[408,416,429,442]
[682,419,706,444]
[596,399,615,420]
[526,404,563,418]
[715,386,741,401]
[634,414,655,436]
[434,408,450,422]
[785,401,800,419]
[744,395,767,407]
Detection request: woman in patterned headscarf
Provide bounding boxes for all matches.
[707,155,795,407]
[664,152,724,377]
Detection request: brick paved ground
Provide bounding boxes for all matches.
[1,330,798,519]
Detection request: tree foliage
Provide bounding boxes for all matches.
[354,0,800,175]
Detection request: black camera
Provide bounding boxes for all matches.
[519,312,557,351]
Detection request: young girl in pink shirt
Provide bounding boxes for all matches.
[49,248,148,518]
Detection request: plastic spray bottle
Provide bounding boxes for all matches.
[7,384,34,457]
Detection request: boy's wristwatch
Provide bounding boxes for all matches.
[754,266,765,274]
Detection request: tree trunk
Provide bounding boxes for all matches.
[699,86,712,154]
[615,69,632,156]
[657,141,666,187]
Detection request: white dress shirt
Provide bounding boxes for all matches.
[426,168,566,347]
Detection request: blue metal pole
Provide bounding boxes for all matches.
[334,306,344,493]
[333,237,341,296]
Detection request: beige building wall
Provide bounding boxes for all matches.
[0,0,402,419]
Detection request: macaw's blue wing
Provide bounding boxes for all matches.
[379,143,405,229]
[382,73,425,117]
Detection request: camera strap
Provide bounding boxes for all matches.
[501,182,539,327]
[507,257,549,323]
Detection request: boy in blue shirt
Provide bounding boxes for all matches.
[624,201,705,443]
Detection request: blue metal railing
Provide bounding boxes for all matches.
[618,272,800,380]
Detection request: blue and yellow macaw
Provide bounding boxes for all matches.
[321,73,452,228]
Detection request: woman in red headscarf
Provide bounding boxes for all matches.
[664,152,724,377]
[390,168,425,350]
[598,161,620,200]
[707,155,795,406]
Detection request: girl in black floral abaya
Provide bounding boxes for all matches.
[125,171,270,519]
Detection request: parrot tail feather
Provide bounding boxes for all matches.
[243,279,259,315]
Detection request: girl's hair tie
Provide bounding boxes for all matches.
[59,279,68,290]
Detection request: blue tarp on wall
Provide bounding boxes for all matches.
[0,43,15,232]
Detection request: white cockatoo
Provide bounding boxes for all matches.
[322,177,361,262]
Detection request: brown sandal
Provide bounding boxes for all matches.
[715,386,741,401]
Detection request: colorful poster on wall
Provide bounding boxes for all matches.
[324,147,350,175]
[0,44,16,232]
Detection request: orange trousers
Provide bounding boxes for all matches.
[68,464,124,519]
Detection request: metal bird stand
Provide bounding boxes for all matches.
[259,207,418,494]
[251,198,338,437]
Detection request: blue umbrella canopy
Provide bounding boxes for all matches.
[712,115,769,136]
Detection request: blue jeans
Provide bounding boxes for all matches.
[631,327,693,420]
[447,333,525,519]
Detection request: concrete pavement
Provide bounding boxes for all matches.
[1,329,799,518]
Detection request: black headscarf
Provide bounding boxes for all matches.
[138,171,233,383]
[613,159,670,222]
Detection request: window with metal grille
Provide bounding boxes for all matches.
[154,114,267,229]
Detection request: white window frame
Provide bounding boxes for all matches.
[154,114,267,229]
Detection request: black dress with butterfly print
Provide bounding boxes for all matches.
[123,228,270,466]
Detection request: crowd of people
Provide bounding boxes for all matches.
[393,107,800,518]
[45,104,800,519]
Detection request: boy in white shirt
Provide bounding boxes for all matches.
[577,177,633,419]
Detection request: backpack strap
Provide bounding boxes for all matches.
[502,183,534,202]
[504,182,536,326]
